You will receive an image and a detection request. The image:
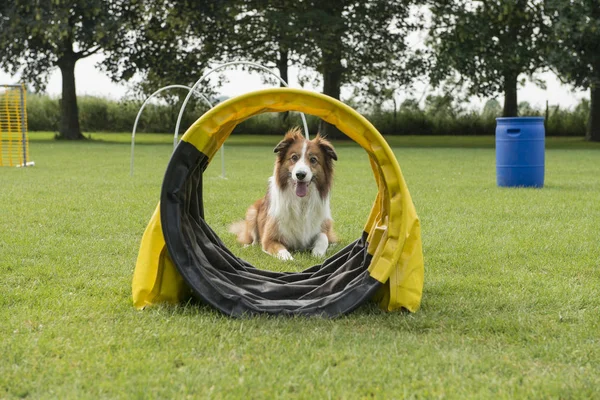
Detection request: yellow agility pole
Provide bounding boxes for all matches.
[0,84,32,167]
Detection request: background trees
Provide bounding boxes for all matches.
[226,0,309,88]
[298,1,423,137]
[1,1,597,140]
[427,0,549,117]
[0,0,141,140]
[545,0,600,142]
[102,0,238,96]
[114,0,423,138]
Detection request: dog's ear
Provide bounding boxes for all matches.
[274,127,303,154]
[273,137,293,154]
[316,134,338,161]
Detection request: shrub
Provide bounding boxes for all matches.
[79,96,109,132]
[545,100,588,136]
[24,93,589,137]
[26,93,59,131]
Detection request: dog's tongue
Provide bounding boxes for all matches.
[296,181,308,197]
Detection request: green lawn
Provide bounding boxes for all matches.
[1,133,599,399]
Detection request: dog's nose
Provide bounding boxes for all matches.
[296,171,307,180]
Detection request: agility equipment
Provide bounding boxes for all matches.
[174,61,310,147]
[132,88,424,317]
[0,84,31,167]
[130,62,309,179]
[130,84,213,176]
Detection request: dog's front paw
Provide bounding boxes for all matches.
[311,247,326,258]
[276,249,294,261]
[311,233,329,258]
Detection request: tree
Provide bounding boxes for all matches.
[152,1,423,138]
[545,0,600,141]
[215,1,423,137]
[225,0,309,88]
[0,0,141,139]
[111,1,423,139]
[299,1,423,137]
[102,0,239,97]
[428,0,549,117]
[219,0,312,126]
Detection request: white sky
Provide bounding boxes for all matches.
[0,53,589,111]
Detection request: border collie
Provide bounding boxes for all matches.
[229,127,338,260]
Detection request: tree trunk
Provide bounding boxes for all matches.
[392,96,398,133]
[277,48,290,128]
[277,48,289,87]
[587,84,600,142]
[318,35,344,138]
[318,63,344,139]
[57,49,84,140]
[502,74,518,117]
[315,3,345,140]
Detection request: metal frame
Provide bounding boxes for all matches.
[174,61,310,147]
[130,85,212,176]
[18,85,27,166]
[131,61,309,178]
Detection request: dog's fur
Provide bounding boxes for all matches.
[229,127,338,260]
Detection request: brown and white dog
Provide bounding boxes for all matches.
[229,127,338,260]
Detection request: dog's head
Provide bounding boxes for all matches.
[273,127,338,199]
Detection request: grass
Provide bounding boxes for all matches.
[1,132,599,399]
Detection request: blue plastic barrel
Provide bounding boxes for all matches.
[496,117,545,188]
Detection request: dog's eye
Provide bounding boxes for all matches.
[290,154,299,162]
[310,157,318,165]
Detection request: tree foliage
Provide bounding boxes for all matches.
[428,0,549,117]
[297,1,424,137]
[0,0,141,139]
[545,0,600,141]
[102,0,239,96]
[122,0,424,138]
[225,0,310,84]
[5,0,597,140]
[222,0,424,101]
[545,0,600,88]
[298,1,423,97]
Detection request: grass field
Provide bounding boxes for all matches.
[1,133,599,399]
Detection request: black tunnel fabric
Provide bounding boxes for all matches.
[160,141,382,317]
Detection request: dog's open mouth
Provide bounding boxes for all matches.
[295,181,309,197]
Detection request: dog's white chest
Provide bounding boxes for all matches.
[268,178,330,250]
[276,205,325,250]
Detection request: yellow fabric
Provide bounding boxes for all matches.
[132,204,191,309]
[132,87,424,312]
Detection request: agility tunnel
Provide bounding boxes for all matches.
[132,88,424,317]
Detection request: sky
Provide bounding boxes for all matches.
[0,53,590,111]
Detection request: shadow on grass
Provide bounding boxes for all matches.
[145,294,430,331]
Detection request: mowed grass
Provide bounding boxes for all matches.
[1,133,599,399]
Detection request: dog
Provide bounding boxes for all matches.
[229,127,338,261]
